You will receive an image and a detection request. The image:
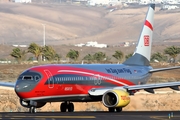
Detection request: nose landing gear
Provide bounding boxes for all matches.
[28,101,37,113]
[29,106,36,113]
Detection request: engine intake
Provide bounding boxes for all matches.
[102,89,130,108]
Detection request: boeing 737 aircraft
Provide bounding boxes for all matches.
[1,4,180,113]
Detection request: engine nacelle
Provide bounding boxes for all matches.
[20,99,46,108]
[102,89,130,108]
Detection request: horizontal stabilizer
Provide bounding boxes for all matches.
[149,66,180,73]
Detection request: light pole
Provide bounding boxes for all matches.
[42,24,46,61]
[42,24,46,47]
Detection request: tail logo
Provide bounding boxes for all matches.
[145,20,153,31]
[144,35,149,46]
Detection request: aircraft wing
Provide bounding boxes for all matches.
[0,82,15,88]
[124,82,180,93]
[88,81,180,96]
[149,66,180,73]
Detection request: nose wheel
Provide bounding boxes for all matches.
[60,102,74,112]
[29,106,36,113]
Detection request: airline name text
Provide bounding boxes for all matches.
[105,68,132,74]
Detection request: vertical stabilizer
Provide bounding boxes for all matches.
[123,4,155,66]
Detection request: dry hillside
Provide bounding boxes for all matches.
[0,3,109,45]
[0,3,180,46]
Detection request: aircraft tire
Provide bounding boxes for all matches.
[60,103,67,112]
[68,103,74,112]
[108,108,115,112]
[29,106,36,113]
[115,107,122,112]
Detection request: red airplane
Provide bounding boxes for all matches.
[1,4,180,113]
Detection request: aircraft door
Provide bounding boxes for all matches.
[94,74,101,86]
[44,69,54,88]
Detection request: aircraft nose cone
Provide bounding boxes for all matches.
[15,82,31,93]
[15,85,19,90]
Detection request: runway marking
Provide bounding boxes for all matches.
[1,115,96,119]
[151,116,180,120]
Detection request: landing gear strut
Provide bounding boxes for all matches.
[60,102,74,112]
[68,103,74,112]
[28,101,38,113]
[108,107,115,112]
[29,106,36,113]
[108,107,122,112]
[115,107,122,112]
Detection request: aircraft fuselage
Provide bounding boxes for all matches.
[15,64,152,102]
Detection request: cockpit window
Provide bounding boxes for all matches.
[35,75,40,81]
[23,76,33,80]
[18,71,42,82]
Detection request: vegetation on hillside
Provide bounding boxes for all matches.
[66,49,79,62]
[164,46,180,63]
[125,53,133,60]
[10,48,26,63]
[150,52,167,62]
[28,43,42,61]
[112,50,124,63]
[10,43,180,64]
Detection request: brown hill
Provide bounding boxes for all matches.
[0,3,180,46]
[0,3,109,45]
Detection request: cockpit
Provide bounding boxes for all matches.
[17,71,42,82]
[15,70,42,93]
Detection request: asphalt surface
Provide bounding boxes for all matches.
[0,111,180,120]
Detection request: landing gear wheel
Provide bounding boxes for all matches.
[60,102,75,112]
[68,103,74,112]
[60,103,67,112]
[29,106,36,113]
[115,107,122,112]
[108,108,115,112]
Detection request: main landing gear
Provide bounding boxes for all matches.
[108,107,122,112]
[60,101,74,112]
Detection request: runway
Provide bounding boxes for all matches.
[0,111,180,120]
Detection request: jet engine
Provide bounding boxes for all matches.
[102,89,130,108]
[20,99,46,108]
